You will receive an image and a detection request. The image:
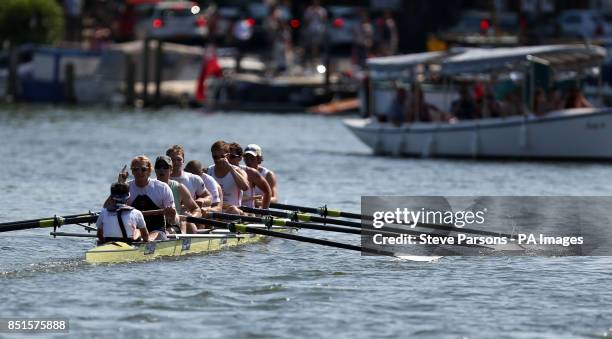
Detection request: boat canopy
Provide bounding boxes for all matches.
[366,51,446,80]
[366,45,606,80]
[440,45,606,75]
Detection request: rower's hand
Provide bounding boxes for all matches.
[217,155,231,167]
[164,206,177,222]
[118,165,128,183]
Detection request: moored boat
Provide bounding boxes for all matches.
[345,44,612,159]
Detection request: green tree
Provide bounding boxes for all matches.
[0,0,64,48]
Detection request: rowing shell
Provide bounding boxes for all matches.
[85,226,291,264]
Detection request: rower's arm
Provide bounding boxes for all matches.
[202,186,223,213]
[96,228,104,243]
[195,190,212,208]
[212,186,223,211]
[266,171,278,203]
[180,184,201,217]
[96,213,104,242]
[164,206,178,226]
[230,165,250,191]
[140,227,149,242]
[135,210,149,242]
[252,170,272,209]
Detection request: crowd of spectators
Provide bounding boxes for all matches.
[383,84,592,126]
[72,0,399,72]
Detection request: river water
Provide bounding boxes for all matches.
[1,105,611,338]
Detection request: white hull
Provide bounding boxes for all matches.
[345,108,612,159]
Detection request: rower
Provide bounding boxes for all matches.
[96,182,149,244]
[207,140,250,214]
[184,159,223,212]
[166,145,211,207]
[154,155,201,234]
[243,144,278,205]
[227,142,271,209]
[118,155,176,241]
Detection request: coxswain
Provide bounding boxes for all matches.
[184,159,223,212]
[154,155,201,234]
[227,142,271,209]
[96,182,149,244]
[207,140,250,214]
[243,144,278,204]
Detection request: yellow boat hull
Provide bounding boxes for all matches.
[85,232,270,264]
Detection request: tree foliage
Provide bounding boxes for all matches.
[0,0,65,47]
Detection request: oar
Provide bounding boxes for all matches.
[0,214,99,233]
[0,212,98,227]
[270,202,368,219]
[229,223,398,256]
[0,209,166,234]
[50,231,97,238]
[270,203,517,239]
[241,206,362,227]
[208,212,489,249]
[182,214,397,255]
[188,213,361,235]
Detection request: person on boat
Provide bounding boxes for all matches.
[533,88,548,116]
[207,141,250,214]
[353,11,374,67]
[479,87,502,118]
[389,86,408,126]
[564,87,592,109]
[376,10,398,56]
[499,89,525,117]
[302,0,327,64]
[451,86,480,120]
[546,87,564,112]
[184,159,223,212]
[154,155,201,234]
[406,85,436,123]
[243,144,278,205]
[112,155,176,241]
[227,142,272,209]
[166,145,211,208]
[97,182,149,244]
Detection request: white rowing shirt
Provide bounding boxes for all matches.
[207,165,242,206]
[200,172,221,204]
[96,207,146,239]
[171,171,207,199]
[127,179,174,209]
[242,166,270,208]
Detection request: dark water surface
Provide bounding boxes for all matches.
[1,106,611,338]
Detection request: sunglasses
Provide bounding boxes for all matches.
[155,165,171,170]
[131,167,149,172]
[230,154,242,159]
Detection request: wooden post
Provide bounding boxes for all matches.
[6,46,18,103]
[324,30,331,91]
[64,63,76,104]
[368,76,374,119]
[124,54,135,107]
[154,39,163,109]
[141,37,150,107]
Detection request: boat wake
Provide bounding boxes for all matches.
[0,259,87,279]
[395,255,443,262]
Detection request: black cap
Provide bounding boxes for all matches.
[110,182,130,201]
[154,155,172,169]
